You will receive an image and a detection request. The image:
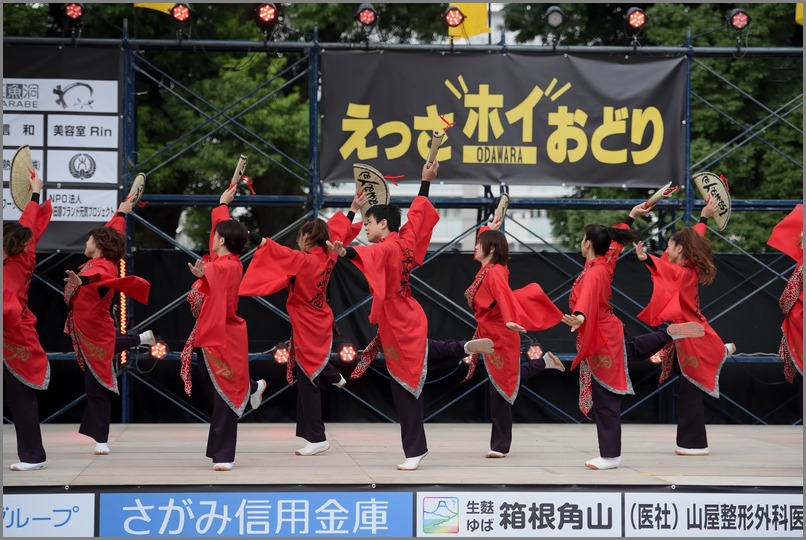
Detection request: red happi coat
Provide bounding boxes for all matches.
[187,205,250,415]
[569,224,633,394]
[637,223,726,397]
[3,198,53,389]
[469,252,563,404]
[351,196,439,397]
[64,215,150,393]
[239,213,361,381]
[767,204,804,380]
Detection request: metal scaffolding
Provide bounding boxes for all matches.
[4,32,802,426]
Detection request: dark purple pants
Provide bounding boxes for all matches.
[593,330,672,458]
[3,365,47,463]
[201,354,258,464]
[672,361,708,449]
[296,362,342,443]
[77,332,141,444]
[488,357,547,453]
[78,365,113,444]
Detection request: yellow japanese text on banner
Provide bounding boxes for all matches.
[134,3,175,15]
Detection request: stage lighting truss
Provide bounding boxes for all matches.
[727,8,751,31]
[256,3,278,35]
[356,3,377,27]
[443,6,465,28]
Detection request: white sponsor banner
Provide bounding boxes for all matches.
[3,147,45,182]
[3,78,118,113]
[2,188,23,220]
[47,149,118,185]
[47,188,118,222]
[2,493,95,537]
[624,492,803,537]
[47,114,119,149]
[416,491,622,537]
[3,114,45,147]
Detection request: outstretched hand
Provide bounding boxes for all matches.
[117,199,135,215]
[561,313,585,332]
[422,159,439,182]
[188,259,206,278]
[629,202,652,219]
[350,189,371,213]
[489,215,503,231]
[326,240,347,257]
[64,269,82,287]
[220,184,237,205]
[701,197,719,219]
[633,241,648,261]
[29,171,44,194]
[506,321,526,333]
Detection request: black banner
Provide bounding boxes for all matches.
[321,51,686,187]
[3,45,123,252]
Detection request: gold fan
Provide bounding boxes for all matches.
[10,145,36,211]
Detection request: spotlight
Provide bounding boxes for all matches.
[256,3,278,32]
[356,3,377,27]
[527,345,543,360]
[171,2,191,23]
[63,2,84,21]
[443,6,465,28]
[626,7,646,30]
[727,8,751,31]
[151,341,168,360]
[544,6,565,29]
[339,344,357,362]
[274,346,290,364]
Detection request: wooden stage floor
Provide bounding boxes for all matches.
[3,423,802,489]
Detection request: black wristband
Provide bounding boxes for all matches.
[346,211,356,222]
[248,231,263,246]
[345,247,357,259]
[624,216,635,227]
[79,276,90,286]
[117,211,127,218]
[699,216,708,224]
[418,181,430,198]
[31,192,40,203]
[218,202,229,208]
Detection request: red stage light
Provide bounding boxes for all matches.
[151,342,168,360]
[626,7,646,30]
[274,347,290,364]
[171,3,191,23]
[64,3,84,20]
[728,8,750,31]
[257,3,277,25]
[527,345,543,360]
[356,3,376,26]
[443,6,465,28]
[339,345,357,362]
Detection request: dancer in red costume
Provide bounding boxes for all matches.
[562,204,705,470]
[633,198,736,457]
[239,191,365,456]
[180,184,256,471]
[766,204,802,413]
[328,161,442,471]
[464,216,565,458]
[64,199,150,456]
[4,172,52,471]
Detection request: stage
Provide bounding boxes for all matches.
[3,423,802,537]
[3,423,802,488]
